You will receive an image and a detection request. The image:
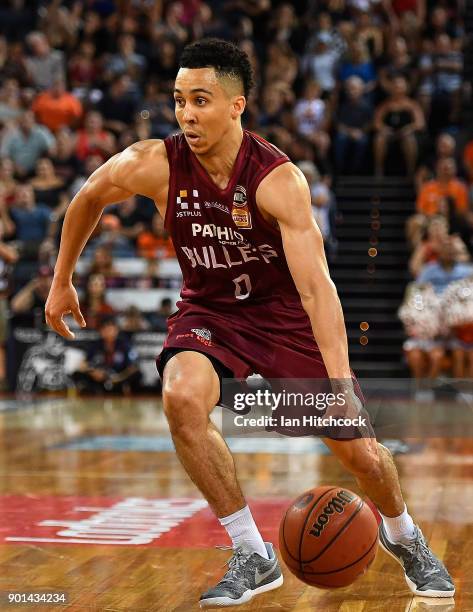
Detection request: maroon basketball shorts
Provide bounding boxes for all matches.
[156,300,369,440]
[156,299,331,380]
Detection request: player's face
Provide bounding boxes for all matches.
[174,67,245,155]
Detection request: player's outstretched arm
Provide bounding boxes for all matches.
[256,163,351,380]
[46,140,168,339]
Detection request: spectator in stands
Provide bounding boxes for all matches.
[31,77,83,132]
[0,158,18,206]
[298,160,337,259]
[98,74,138,136]
[89,214,135,258]
[356,10,384,59]
[294,80,330,161]
[462,137,473,190]
[111,196,150,246]
[80,10,105,53]
[0,185,14,239]
[37,237,57,269]
[334,76,372,174]
[49,128,81,187]
[266,2,298,46]
[302,32,339,95]
[415,132,457,191]
[81,273,115,329]
[147,37,179,94]
[11,265,53,328]
[373,75,425,177]
[72,315,141,395]
[105,33,147,83]
[416,38,435,116]
[416,237,473,293]
[9,183,55,248]
[192,2,230,41]
[74,110,115,162]
[29,157,67,211]
[403,236,471,389]
[37,0,81,51]
[416,157,469,217]
[258,83,289,130]
[338,40,377,94]
[378,36,414,95]
[89,246,120,282]
[119,305,151,333]
[137,80,176,139]
[25,31,65,90]
[264,43,298,88]
[68,40,99,90]
[69,154,102,198]
[150,297,174,332]
[431,33,463,124]
[384,0,426,38]
[0,77,23,125]
[0,217,18,389]
[308,12,347,59]
[408,215,469,277]
[1,110,55,177]
[425,6,461,42]
[2,39,29,85]
[153,2,189,46]
[137,213,175,260]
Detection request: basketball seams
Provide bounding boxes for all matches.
[280,487,380,588]
[302,498,364,564]
[301,532,379,576]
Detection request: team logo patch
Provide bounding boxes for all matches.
[233,185,247,208]
[191,328,212,346]
[232,185,251,228]
[176,189,202,217]
[232,208,252,229]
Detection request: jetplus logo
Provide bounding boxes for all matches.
[176,189,202,217]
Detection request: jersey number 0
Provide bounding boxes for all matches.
[233,274,252,300]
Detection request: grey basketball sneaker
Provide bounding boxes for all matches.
[379,522,455,597]
[199,542,283,608]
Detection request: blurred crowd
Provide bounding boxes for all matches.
[0,0,471,390]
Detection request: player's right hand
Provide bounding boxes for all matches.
[45,279,86,340]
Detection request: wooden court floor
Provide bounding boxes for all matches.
[0,395,470,611]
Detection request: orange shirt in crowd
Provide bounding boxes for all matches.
[416,179,469,216]
[137,233,176,259]
[463,141,473,179]
[32,92,83,132]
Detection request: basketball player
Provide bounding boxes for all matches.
[45,39,454,607]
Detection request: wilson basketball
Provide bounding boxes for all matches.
[279,486,379,588]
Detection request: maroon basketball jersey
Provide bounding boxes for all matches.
[164,130,301,308]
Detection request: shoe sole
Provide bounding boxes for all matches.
[199,574,284,608]
[378,538,455,598]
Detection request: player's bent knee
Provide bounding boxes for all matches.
[162,385,209,436]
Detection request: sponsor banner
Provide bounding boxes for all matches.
[7,328,166,392]
[0,496,327,548]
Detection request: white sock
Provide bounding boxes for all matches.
[219,505,269,559]
[380,504,416,544]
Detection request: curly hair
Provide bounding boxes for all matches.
[179,38,254,98]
